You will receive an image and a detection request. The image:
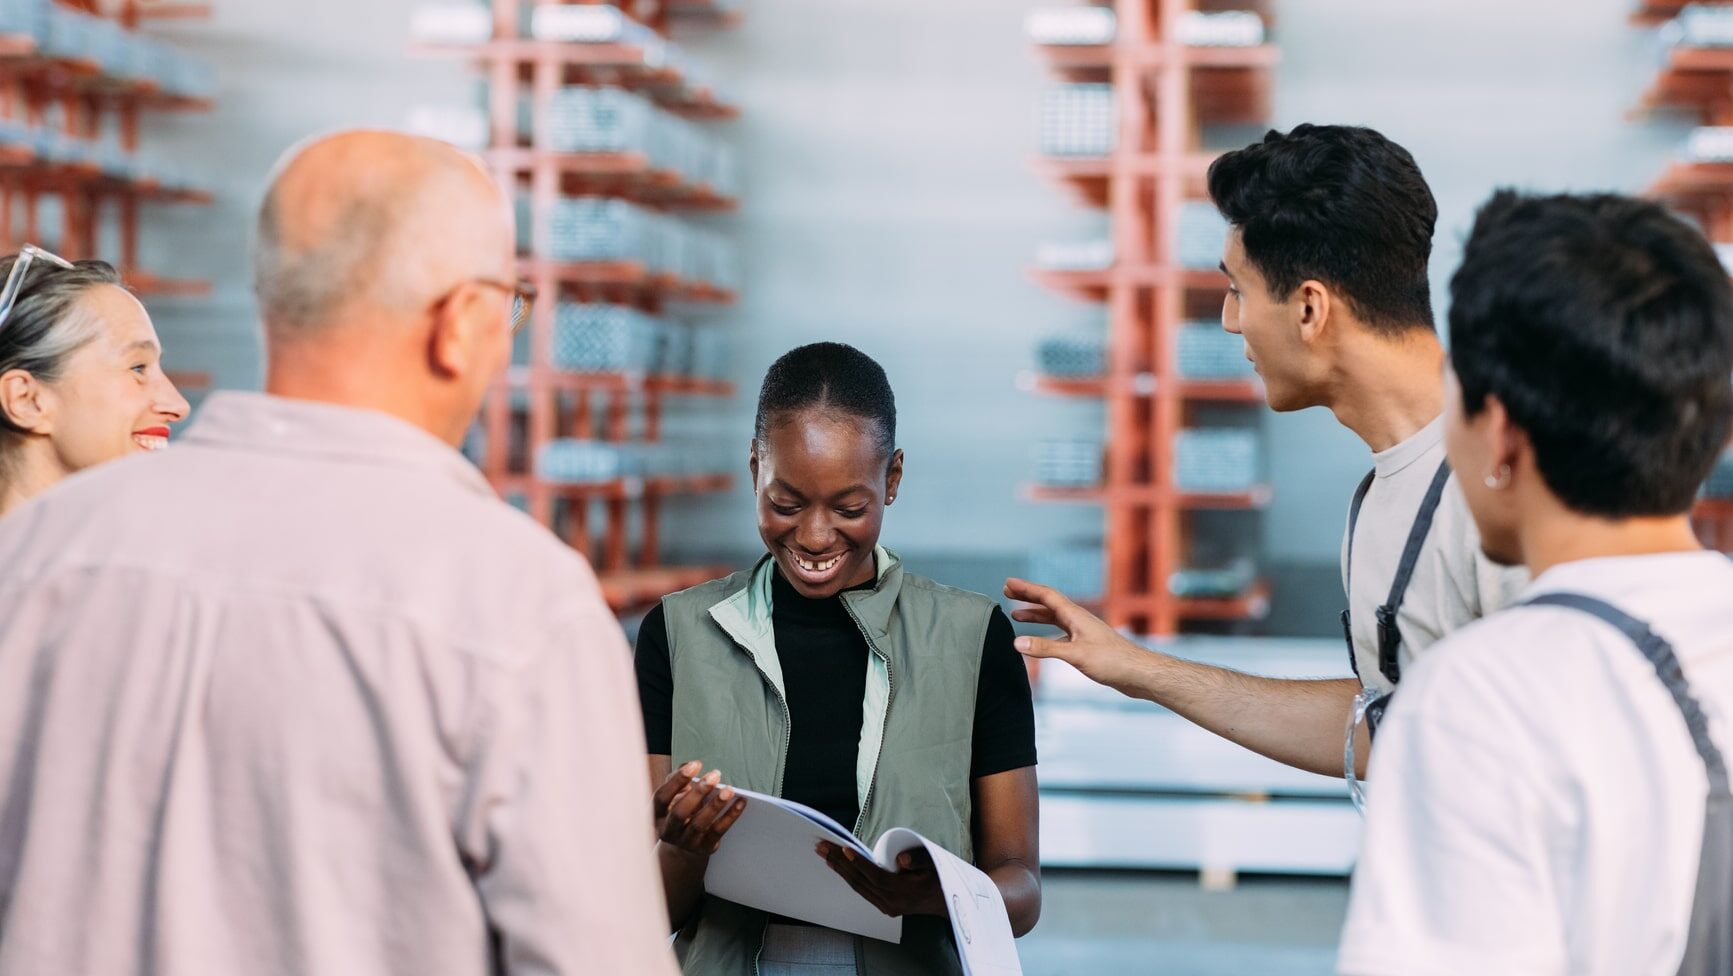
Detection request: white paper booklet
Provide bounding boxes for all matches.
[703,788,1023,975]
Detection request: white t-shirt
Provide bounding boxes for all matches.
[1337,551,1733,976]
[1341,415,1528,693]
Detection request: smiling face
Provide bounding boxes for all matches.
[750,407,902,599]
[1219,227,1328,413]
[39,285,189,469]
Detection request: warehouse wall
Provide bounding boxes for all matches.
[134,0,472,393]
[140,0,1690,633]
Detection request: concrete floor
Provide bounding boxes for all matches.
[1016,870,1348,976]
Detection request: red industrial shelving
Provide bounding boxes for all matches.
[420,0,740,616]
[1025,0,1278,635]
[0,0,213,303]
[1633,0,1731,26]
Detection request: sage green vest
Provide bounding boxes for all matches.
[660,547,996,976]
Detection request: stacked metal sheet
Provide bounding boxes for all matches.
[532,303,723,380]
[1035,239,1115,271]
[1024,6,1117,45]
[41,2,96,58]
[0,0,48,38]
[1176,321,1253,380]
[689,326,729,380]
[527,3,732,112]
[0,1,215,98]
[1174,10,1265,47]
[657,321,693,377]
[551,303,662,373]
[545,87,656,155]
[1036,438,1105,488]
[409,2,492,44]
[542,196,738,288]
[1169,559,1257,599]
[0,117,32,150]
[542,87,735,192]
[1035,333,1107,378]
[1039,84,1116,157]
[3,101,189,185]
[1028,544,1106,601]
[537,440,627,484]
[1662,4,1733,47]
[1685,125,1733,162]
[1177,202,1230,271]
[529,3,660,45]
[547,197,660,265]
[1173,428,1260,492]
[410,3,730,113]
[536,438,733,484]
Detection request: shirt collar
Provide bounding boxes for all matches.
[180,391,493,498]
[1372,412,1445,480]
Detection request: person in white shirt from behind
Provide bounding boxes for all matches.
[1338,190,1733,976]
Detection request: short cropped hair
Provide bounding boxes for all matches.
[1450,191,1733,517]
[1208,124,1438,333]
[754,342,896,458]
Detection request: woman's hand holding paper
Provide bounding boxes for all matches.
[816,842,948,919]
[654,760,748,857]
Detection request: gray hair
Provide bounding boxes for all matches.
[252,181,398,333]
[251,134,503,335]
[0,256,121,492]
[0,256,120,434]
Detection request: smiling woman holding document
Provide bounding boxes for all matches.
[633,342,1041,975]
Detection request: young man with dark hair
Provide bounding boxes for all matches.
[1339,190,1733,975]
[1008,124,1524,783]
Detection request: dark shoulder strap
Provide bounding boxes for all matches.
[1522,592,1729,796]
[1344,468,1376,595]
[1522,591,1733,976]
[1384,460,1454,615]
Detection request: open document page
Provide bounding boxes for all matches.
[704,788,1024,973]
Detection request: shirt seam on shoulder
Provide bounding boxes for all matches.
[0,559,602,673]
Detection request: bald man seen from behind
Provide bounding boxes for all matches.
[0,131,680,976]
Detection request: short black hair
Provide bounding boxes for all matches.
[754,342,897,457]
[1450,190,1733,517]
[1207,123,1438,333]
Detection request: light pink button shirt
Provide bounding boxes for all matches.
[0,392,677,976]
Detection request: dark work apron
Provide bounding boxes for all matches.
[1520,592,1731,976]
[1341,460,1453,734]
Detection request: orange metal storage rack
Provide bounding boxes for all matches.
[0,0,212,294]
[419,0,740,615]
[1027,0,1276,634]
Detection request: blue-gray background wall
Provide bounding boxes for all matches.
[139,0,1689,633]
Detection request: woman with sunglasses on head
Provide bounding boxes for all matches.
[0,245,189,517]
[634,342,1041,975]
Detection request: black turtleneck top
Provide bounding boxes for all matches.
[634,567,1036,832]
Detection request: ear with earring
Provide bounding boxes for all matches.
[1483,464,1511,490]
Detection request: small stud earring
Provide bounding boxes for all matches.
[1483,464,1511,490]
